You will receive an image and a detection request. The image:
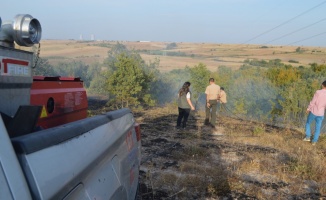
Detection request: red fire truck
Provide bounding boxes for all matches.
[0,14,141,200]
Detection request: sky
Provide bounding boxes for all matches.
[1,0,326,47]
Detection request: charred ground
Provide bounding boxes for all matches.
[88,98,326,200]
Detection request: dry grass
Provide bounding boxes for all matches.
[134,104,326,199]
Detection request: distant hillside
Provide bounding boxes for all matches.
[38,40,326,72]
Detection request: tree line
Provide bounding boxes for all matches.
[34,43,326,128]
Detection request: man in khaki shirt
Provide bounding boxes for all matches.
[217,87,227,114]
[205,78,220,128]
[218,87,227,104]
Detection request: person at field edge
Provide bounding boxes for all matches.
[217,87,227,113]
[303,80,326,145]
[204,78,220,128]
[176,82,195,129]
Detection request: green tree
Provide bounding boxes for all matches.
[88,70,108,95]
[296,47,302,53]
[215,65,233,89]
[277,79,311,123]
[310,63,326,73]
[234,98,247,115]
[106,52,155,108]
[32,58,56,76]
[52,61,92,87]
[266,65,300,87]
[103,42,129,71]
[166,42,177,50]
[186,63,211,104]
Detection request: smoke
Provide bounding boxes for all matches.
[152,69,191,105]
[229,77,278,120]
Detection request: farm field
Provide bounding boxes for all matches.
[37,40,326,71]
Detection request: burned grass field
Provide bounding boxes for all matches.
[134,106,326,200]
[87,98,326,199]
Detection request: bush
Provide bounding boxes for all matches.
[288,60,299,63]
[166,42,177,50]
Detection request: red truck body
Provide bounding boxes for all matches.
[30,76,88,129]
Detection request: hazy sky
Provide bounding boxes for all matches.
[1,0,326,47]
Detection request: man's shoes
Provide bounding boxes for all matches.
[312,142,316,146]
[176,126,181,129]
[303,137,311,142]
